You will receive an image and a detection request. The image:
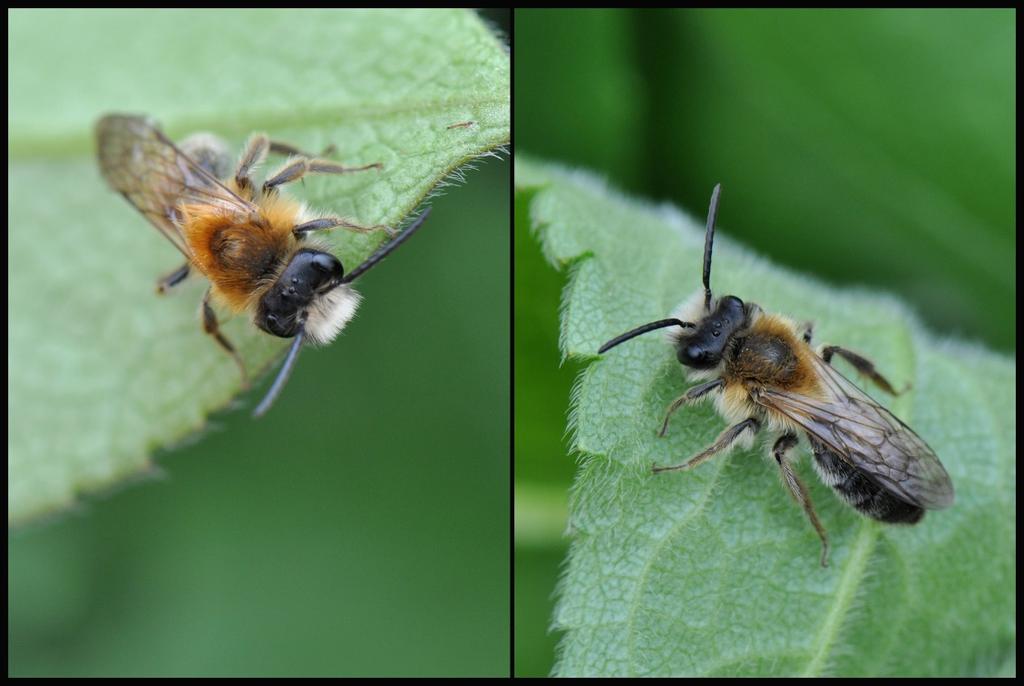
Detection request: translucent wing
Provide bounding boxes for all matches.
[96,114,255,258]
[755,352,954,510]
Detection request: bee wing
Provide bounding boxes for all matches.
[96,114,255,258]
[756,353,954,510]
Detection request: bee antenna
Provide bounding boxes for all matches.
[702,183,722,312]
[598,319,695,354]
[253,324,307,418]
[340,207,431,285]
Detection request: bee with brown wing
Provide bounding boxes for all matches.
[96,114,430,417]
[598,184,954,567]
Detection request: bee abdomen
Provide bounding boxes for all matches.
[809,437,924,524]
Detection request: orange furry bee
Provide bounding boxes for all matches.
[96,114,430,416]
[599,184,954,566]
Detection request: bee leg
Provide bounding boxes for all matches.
[821,345,909,395]
[201,289,250,389]
[305,157,383,175]
[262,157,383,195]
[262,159,382,194]
[801,322,814,344]
[292,216,390,238]
[268,140,337,159]
[233,134,271,193]
[658,378,724,437]
[156,262,191,294]
[773,432,830,567]
[653,417,760,474]
[261,157,308,192]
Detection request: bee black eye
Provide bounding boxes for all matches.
[678,342,720,369]
[311,252,339,274]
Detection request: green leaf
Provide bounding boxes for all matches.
[8,9,509,526]
[517,156,1015,677]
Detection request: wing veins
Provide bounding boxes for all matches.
[753,352,953,509]
[97,114,257,260]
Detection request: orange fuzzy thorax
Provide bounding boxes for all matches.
[179,191,305,313]
[736,312,822,397]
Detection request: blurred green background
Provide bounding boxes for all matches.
[514,9,1014,676]
[9,8,510,678]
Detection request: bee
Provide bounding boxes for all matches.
[96,114,430,417]
[598,184,954,567]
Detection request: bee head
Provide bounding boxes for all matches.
[676,295,746,369]
[256,249,344,338]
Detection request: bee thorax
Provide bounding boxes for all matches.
[727,332,799,385]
